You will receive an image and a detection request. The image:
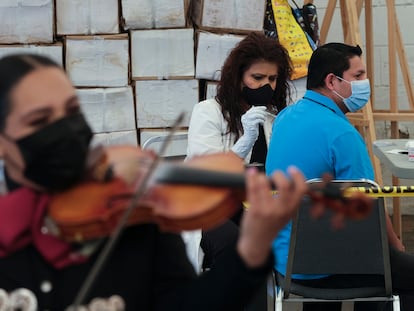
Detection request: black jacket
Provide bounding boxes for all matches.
[0,224,272,310]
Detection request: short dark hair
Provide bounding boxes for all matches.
[306,43,363,90]
[0,54,60,131]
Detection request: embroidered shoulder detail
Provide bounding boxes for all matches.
[0,288,37,311]
[65,295,125,311]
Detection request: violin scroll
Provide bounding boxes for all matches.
[306,174,374,220]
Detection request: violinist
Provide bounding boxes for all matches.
[0,53,307,311]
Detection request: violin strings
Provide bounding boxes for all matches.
[71,112,186,310]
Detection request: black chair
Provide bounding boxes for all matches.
[275,179,400,310]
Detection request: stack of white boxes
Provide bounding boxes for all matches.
[0,1,60,64]
[190,0,267,99]
[125,0,194,157]
[0,0,268,157]
[55,0,136,147]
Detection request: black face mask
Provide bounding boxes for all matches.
[14,113,93,192]
[242,84,274,107]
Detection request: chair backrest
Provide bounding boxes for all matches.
[283,179,392,298]
[141,133,188,160]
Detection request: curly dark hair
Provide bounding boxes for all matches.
[216,31,293,140]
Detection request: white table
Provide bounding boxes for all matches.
[373,139,414,238]
[373,139,414,179]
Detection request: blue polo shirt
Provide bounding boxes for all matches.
[266,90,374,279]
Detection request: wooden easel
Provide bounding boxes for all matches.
[305,0,414,237]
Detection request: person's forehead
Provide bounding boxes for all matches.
[10,67,73,109]
[245,60,278,73]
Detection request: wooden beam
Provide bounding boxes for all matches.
[373,112,414,121]
[341,0,361,44]
[340,0,382,183]
[365,0,375,103]
[339,0,350,42]
[348,117,370,127]
[319,0,337,44]
[356,0,364,16]
[349,111,414,121]
[393,6,414,110]
[387,0,398,115]
[384,0,399,189]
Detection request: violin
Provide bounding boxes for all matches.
[47,145,246,242]
[47,145,374,243]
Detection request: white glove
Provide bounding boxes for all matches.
[231,106,267,159]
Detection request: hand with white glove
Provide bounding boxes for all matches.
[231,106,267,159]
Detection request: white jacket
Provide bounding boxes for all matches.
[186,98,274,161]
[182,98,275,272]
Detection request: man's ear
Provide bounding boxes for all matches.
[324,73,336,91]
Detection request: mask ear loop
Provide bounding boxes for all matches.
[335,75,345,82]
[328,74,347,101]
[335,75,351,84]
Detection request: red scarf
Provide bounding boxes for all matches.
[0,187,87,268]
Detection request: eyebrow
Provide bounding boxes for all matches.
[20,95,79,121]
[21,107,52,122]
[251,73,277,77]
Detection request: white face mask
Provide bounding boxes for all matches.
[332,76,371,112]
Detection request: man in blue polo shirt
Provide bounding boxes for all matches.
[266,43,412,311]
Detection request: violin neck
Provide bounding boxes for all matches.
[153,164,245,188]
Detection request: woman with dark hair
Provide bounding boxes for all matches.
[188,31,292,165]
[185,32,293,274]
[0,53,306,310]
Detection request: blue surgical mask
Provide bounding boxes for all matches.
[333,76,371,112]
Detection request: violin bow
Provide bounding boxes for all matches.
[70,112,185,310]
